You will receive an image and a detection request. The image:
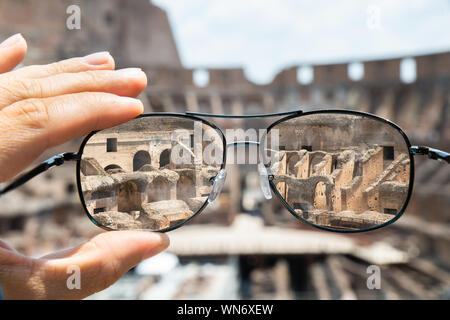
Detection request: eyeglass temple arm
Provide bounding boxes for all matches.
[0,152,78,196]
[411,146,450,164]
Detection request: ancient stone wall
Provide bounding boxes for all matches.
[0,0,182,67]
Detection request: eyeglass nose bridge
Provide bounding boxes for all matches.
[207,141,273,204]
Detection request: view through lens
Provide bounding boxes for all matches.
[265,112,411,231]
[79,116,224,231]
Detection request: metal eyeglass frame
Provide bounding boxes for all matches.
[0,109,449,233]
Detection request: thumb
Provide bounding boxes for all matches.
[0,239,16,252]
[1,231,169,299]
[59,231,170,298]
[72,230,170,266]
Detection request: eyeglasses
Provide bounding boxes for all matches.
[1,109,449,233]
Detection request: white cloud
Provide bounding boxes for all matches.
[152,0,450,84]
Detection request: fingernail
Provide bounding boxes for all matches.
[143,233,170,259]
[83,51,111,65]
[116,68,144,78]
[116,96,143,108]
[0,33,23,49]
[114,96,144,114]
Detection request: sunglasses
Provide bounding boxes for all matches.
[1,109,448,233]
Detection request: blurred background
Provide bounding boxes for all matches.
[0,0,449,299]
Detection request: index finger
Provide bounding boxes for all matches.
[0,92,143,182]
[3,51,115,80]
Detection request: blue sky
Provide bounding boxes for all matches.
[152,0,450,84]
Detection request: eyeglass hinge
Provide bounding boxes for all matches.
[45,152,79,167]
[410,146,428,156]
[410,146,450,163]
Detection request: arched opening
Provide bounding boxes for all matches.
[193,69,210,87]
[118,181,141,212]
[287,153,300,176]
[297,66,314,84]
[149,96,164,112]
[133,150,151,171]
[160,149,171,168]
[104,164,124,174]
[147,177,170,203]
[314,181,327,210]
[348,62,364,81]
[177,175,195,202]
[400,58,416,83]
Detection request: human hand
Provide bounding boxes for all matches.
[0,34,169,299]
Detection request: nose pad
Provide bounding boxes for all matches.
[258,162,272,200]
[207,169,227,204]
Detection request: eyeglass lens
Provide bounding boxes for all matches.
[265,112,411,231]
[79,116,224,231]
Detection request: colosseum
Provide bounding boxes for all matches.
[0,0,449,299]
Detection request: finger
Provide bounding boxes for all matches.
[0,247,29,267]
[38,247,82,260]
[0,246,32,298]
[3,51,115,80]
[32,231,169,299]
[0,92,144,182]
[0,68,147,109]
[70,231,169,298]
[0,34,27,74]
[0,239,16,252]
[0,247,51,300]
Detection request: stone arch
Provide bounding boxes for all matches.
[133,150,151,171]
[160,149,171,168]
[177,174,195,201]
[147,176,170,203]
[118,181,141,212]
[104,164,123,174]
[275,175,332,210]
